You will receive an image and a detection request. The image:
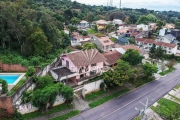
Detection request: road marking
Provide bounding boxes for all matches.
[98,71,180,120]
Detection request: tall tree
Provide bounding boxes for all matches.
[121,49,144,66]
[142,62,158,78]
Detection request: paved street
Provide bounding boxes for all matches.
[70,64,180,120]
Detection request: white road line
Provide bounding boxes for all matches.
[98,71,180,120]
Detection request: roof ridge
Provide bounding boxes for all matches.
[91,49,98,62]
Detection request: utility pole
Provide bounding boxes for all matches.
[119,0,121,10]
[135,97,152,120]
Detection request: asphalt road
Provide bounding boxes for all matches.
[70,64,180,120]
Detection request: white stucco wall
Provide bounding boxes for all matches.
[83,80,103,94]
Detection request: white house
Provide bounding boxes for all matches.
[112,19,123,25]
[137,24,149,31]
[80,20,89,28]
[157,34,176,44]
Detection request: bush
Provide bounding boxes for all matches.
[100,82,105,90]
[14,109,24,120]
[30,57,40,66]
[26,66,36,77]
[0,79,8,94]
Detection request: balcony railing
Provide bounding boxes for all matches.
[77,73,101,82]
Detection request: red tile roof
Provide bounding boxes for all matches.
[131,31,142,37]
[103,50,122,65]
[121,45,143,53]
[62,49,107,68]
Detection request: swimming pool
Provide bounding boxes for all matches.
[0,73,25,85]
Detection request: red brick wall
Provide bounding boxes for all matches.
[0,62,27,72]
[0,97,14,115]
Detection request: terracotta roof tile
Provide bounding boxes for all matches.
[103,50,122,65]
[62,49,107,68]
[121,45,143,53]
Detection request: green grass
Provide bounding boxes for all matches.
[87,29,96,34]
[159,67,175,76]
[50,110,80,120]
[23,104,73,120]
[130,77,154,88]
[175,84,180,89]
[89,88,130,108]
[7,77,27,96]
[151,98,180,119]
[85,90,106,101]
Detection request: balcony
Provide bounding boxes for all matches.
[77,73,101,82]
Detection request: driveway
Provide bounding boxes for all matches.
[70,64,180,120]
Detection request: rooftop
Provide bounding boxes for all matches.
[103,50,122,65]
[98,37,114,46]
[120,44,143,53]
[53,67,74,78]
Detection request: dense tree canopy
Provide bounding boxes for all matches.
[121,49,144,66]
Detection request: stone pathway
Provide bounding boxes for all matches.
[30,108,74,120]
[73,96,89,111]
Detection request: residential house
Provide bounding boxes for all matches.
[157,34,176,44]
[118,24,136,30]
[135,38,177,54]
[131,31,148,38]
[80,20,89,28]
[171,29,180,40]
[71,32,91,46]
[96,20,108,30]
[103,50,122,68]
[117,33,130,45]
[163,23,175,29]
[117,28,129,35]
[93,37,114,52]
[149,23,157,31]
[112,19,123,25]
[120,44,143,54]
[137,24,149,31]
[50,49,107,86]
[159,28,171,36]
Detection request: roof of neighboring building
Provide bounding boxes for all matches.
[144,39,155,44]
[98,37,114,46]
[165,34,175,40]
[120,44,143,53]
[131,31,142,37]
[83,36,90,39]
[117,28,129,34]
[112,48,126,54]
[72,32,79,36]
[164,23,175,29]
[96,20,107,24]
[61,49,107,67]
[80,20,88,23]
[53,67,75,78]
[118,34,130,43]
[103,50,122,65]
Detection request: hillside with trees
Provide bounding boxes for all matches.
[1,0,180,67]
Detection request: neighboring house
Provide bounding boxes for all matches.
[157,34,176,44]
[71,32,91,46]
[64,29,70,35]
[103,50,122,68]
[120,44,143,54]
[149,23,157,31]
[112,19,123,25]
[118,24,137,30]
[171,29,180,40]
[96,20,108,30]
[50,49,107,86]
[137,24,149,31]
[80,20,89,28]
[93,37,114,52]
[117,34,130,45]
[163,23,175,29]
[117,28,129,35]
[135,38,177,54]
[131,31,148,38]
[159,28,171,36]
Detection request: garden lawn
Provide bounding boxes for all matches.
[87,29,96,34]
[159,67,175,76]
[50,110,80,120]
[23,104,73,120]
[151,98,180,120]
[85,90,106,101]
[89,88,130,108]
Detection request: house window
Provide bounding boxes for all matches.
[66,60,69,68]
[90,70,96,75]
[91,63,96,66]
[169,48,171,50]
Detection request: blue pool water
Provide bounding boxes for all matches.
[0,75,19,84]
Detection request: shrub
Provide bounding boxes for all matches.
[26,66,36,77]
[100,82,105,90]
[0,79,8,93]
[13,109,24,120]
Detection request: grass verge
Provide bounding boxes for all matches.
[85,90,106,101]
[168,94,180,102]
[50,110,80,120]
[175,84,180,90]
[151,98,180,120]
[89,88,130,108]
[23,104,73,120]
[159,67,175,76]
